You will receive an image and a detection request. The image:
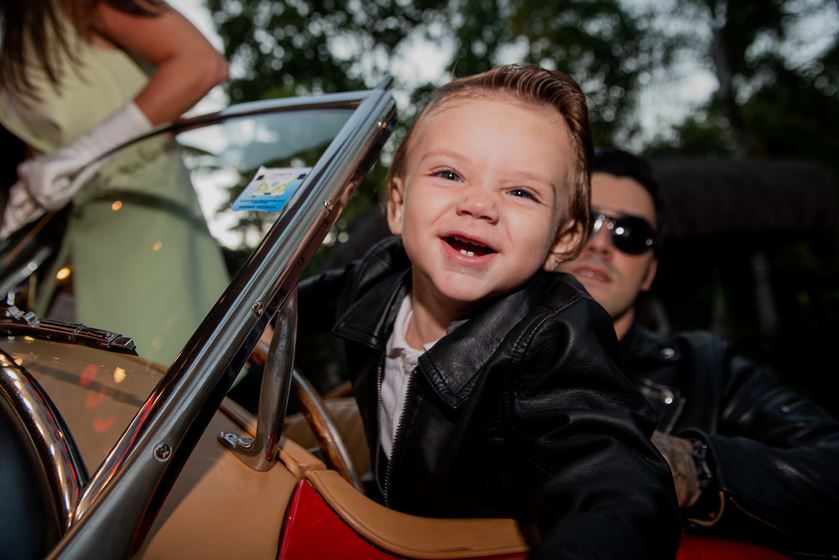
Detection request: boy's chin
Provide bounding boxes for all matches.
[429,266,536,304]
[427,280,499,312]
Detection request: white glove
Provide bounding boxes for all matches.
[17,101,152,210]
[1,181,45,240]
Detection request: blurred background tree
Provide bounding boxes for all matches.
[646,0,839,167]
[640,0,839,410]
[206,0,660,142]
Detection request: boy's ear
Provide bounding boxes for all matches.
[543,220,584,272]
[386,176,406,235]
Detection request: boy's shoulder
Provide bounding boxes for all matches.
[539,271,616,343]
[472,270,605,345]
[417,270,614,409]
[538,270,600,312]
[502,271,617,359]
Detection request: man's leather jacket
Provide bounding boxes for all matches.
[620,323,839,557]
[299,237,680,560]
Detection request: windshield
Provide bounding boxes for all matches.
[0,89,396,554]
[7,104,355,366]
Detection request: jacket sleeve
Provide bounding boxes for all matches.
[686,340,839,554]
[510,298,681,560]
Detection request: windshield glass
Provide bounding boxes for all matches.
[9,105,354,366]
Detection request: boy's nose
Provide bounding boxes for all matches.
[456,189,498,223]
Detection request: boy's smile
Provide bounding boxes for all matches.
[387,95,578,330]
[443,233,496,259]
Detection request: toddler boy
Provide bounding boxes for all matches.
[300,64,680,559]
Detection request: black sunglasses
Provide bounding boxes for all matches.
[590,209,658,255]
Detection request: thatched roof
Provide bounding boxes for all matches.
[650,158,839,239]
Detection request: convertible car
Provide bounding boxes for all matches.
[0,82,789,559]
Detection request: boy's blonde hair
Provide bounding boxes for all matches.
[386,63,593,262]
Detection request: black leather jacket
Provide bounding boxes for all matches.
[300,237,680,560]
[620,323,839,557]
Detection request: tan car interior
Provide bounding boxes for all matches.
[137,372,529,559]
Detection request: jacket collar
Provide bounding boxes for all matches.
[332,244,411,350]
[419,274,545,409]
[620,322,683,369]
[332,238,548,409]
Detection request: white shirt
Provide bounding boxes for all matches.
[380,295,437,458]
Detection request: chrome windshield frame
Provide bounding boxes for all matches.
[47,84,397,559]
[106,89,376,154]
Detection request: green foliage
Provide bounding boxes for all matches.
[641,1,839,409]
[202,0,839,406]
[205,0,449,102]
[742,54,839,171]
[508,0,651,142]
[645,110,734,156]
[709,0,787,76]
[642,1,839,165]
[205,0,651,144]
[204,0,659,250]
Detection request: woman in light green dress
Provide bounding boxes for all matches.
[0,0,230,365]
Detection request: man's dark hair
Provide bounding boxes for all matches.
[592,147,663,229]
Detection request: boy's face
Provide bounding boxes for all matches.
[387,95,578,315]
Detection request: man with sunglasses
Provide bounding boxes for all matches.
[561,147,839,557]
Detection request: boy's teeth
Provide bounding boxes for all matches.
[460,249,475,257]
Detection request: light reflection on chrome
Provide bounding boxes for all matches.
[0,351,86,529]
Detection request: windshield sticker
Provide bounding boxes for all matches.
[232,166,311,212]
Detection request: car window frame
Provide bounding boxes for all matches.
[26,82,396,559]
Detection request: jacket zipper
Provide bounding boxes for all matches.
[383,368,417,507]
[374,363,386,498]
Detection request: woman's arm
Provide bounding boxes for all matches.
[3,2,230,234]
[92,1,229,124]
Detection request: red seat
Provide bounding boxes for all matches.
[677,534,790,560]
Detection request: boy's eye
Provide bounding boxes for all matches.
[508,188,536,201]
[433,169,462,182]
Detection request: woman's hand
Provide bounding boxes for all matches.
[1,182,42,239]
[16,102,151,210]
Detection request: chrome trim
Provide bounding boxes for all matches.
[220,290,297,471]
[100,90,372,159]
[50,86,396,559]
[0,349,87,529]
[251,289,297,470]
[0,305,137,355]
